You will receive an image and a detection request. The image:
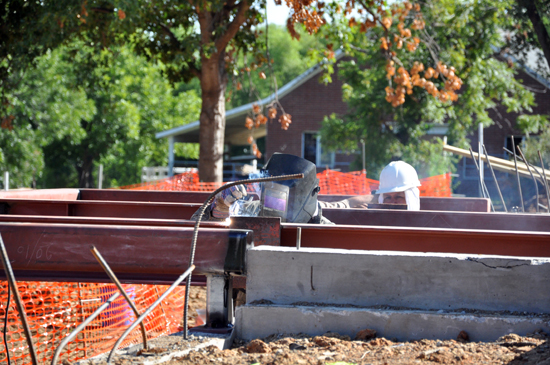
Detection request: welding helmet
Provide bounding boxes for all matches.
[376,161,421,194]
[260,153,320,223]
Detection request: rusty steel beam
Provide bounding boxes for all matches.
[0,214,224,228]
[80,189,210,204]
[0,223,252,284]
[0,215,283,247]
[81,189,490,212]
[280,223,550,258]
[0,189,80,200]
[0,199,200,220]
[322,208,550,232]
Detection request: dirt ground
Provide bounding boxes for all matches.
[173,286,550,365]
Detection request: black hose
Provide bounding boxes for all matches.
[183,173,304,339]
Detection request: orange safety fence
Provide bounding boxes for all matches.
[122,169,452,197]
[0,282,185,364]
[418,172,452,198]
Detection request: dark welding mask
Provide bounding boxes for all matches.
[259,153,320,223]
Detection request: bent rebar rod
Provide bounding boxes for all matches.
[0,234,39,365]
[183,173,304,339]
[51,292,121,365]
[516,146,540,213]
[539,151,550,212]
[509,139,525,212]
[108,265,195,364]
[90,246,149,349]
[483,145,507,212]
[469,148,486,199]
[469,148,495,212]
[504,147,548,212]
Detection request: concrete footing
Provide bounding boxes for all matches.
[236,304,550,342]
[237,246,550,341]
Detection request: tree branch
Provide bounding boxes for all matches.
[159,23,180,46]
[215,0,250,52]
[522,0,550,70]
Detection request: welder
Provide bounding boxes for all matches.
[192,153,333,224]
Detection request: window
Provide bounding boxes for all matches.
[302,132,335,168]
[505,135,524,158]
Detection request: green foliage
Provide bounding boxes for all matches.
[2,39,200,188]
[319,0,546,177]
[227,24,326,109]
[524,129,550,170]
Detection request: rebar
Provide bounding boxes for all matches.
[3,283,10,365]
[505,147,548,213]
[108,265,195,363]
[183,173,304,339]
[538,151,550,213]
[509,139,525,212]
[482,145,507,212]
[90,246,149,349]
[469,148,495,212]
[469,148,486,199]
[51,292,121,365]
[0,234,38,365]
[516,146,539,213]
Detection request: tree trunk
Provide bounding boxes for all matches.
[198,53,227,182]
[77,156,95,188]
[523,0,550,71]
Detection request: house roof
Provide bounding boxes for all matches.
[156,51,344,145]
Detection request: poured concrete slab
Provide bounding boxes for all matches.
[246,246,550,314]
[236,304,550,342]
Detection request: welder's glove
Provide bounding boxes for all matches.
[211,185,248,219]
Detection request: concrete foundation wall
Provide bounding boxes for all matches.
[246,246,550,314]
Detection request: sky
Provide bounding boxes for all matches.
[266,0,290,25]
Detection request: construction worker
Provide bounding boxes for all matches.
[318,161,421,211]
[377,161,421,210]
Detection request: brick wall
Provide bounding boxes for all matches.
[265,63,351,170]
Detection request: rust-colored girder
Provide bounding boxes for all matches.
[280,223,550,258]
[80,189,209,204]
[0,199,200,220]
[0,215,282,247]
[0,188,80,200]
[0,223,252,283]
[79,190,490,212]
[322,208,550,232]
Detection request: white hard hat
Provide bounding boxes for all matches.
[377,161,421,194]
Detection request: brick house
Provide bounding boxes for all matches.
[156,52,357,176]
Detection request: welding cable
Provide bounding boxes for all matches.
[3,284,10,365]
[183,173,304,339]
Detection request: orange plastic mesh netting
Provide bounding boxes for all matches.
[122,169,451,197]
[0,282,185,364]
